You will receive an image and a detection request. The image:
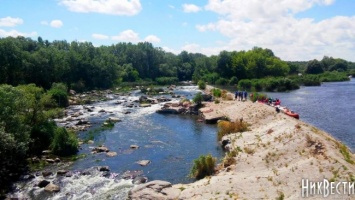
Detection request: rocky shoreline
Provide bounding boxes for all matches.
[129,89,355,199]
[7,86,355,199]
[6,85,204,199]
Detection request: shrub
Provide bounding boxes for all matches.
[155,77,179,85]
[237,79,252,90]
[223,148,242,167]
[217,120,250,140]
[48,83,69,107]
[197,80,206,90]
[215,78,229,86]
[211,88,222,97]
[193,92,203,106]
[190,154,216,179]
[250,92,268,102]
[229,76,238,85]
[50,127,78,157]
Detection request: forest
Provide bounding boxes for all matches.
[1,36,354,91]
[1,36,355,195]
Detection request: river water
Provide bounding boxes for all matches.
[264,78,355,151]
[8,86,224,200]
[70,86,224,184]
[9,80,355,199]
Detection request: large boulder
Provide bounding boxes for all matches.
[38,180,50,188]
[128,180,180,200]
[44,183,60,193]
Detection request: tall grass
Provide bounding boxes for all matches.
[217,120,250,140]
[190,154,216,179]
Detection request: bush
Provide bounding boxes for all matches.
[50,127,78,156]
[211,88,222,97]
[217,120,250,140]
[215,77,229,85]
[197,80,206,90]
[155,77,179,85]
[190,154,216,179]
[250,92,268,102]
[193,92,203,106]
[48,83,69,107]
[237,79,252,90]
[229,76,238,85]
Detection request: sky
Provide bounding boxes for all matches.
[0,0,354,61]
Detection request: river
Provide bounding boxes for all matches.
[9,80,355,199]
[264,78,355,152]
[8,86,224,200]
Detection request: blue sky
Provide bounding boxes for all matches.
[0,0,354,61]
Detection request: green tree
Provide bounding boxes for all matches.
[305,59,324,74]
[50,127,78,156]
[47,82,69,107]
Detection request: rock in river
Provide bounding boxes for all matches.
[44,183,60,193]
[106,151,117,157]
[136,160,151,166]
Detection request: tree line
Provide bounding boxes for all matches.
[1,36,354,92]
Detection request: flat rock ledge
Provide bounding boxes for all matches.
[128,180,180,200]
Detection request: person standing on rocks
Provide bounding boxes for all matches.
[243,91,248,101]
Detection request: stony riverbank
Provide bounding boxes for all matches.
[129,90,355,199]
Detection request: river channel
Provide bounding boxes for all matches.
[264,78,355,151]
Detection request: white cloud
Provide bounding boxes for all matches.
[0,17,23,27]
[112,29,140,42]
[144,35,161,43]
[50,20,63,28]
[92,33,109,40]
[197,0,355,61]
[183,4,201,13]
[0,29,37,37]
[59,0,142,16]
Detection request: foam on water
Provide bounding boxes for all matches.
[9,170,134,200]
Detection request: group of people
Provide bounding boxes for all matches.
[235,90,248,101]
[258,97,281,106]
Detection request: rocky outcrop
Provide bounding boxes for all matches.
[128,180,180,200]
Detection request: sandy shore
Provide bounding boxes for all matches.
[130,89,355,199]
